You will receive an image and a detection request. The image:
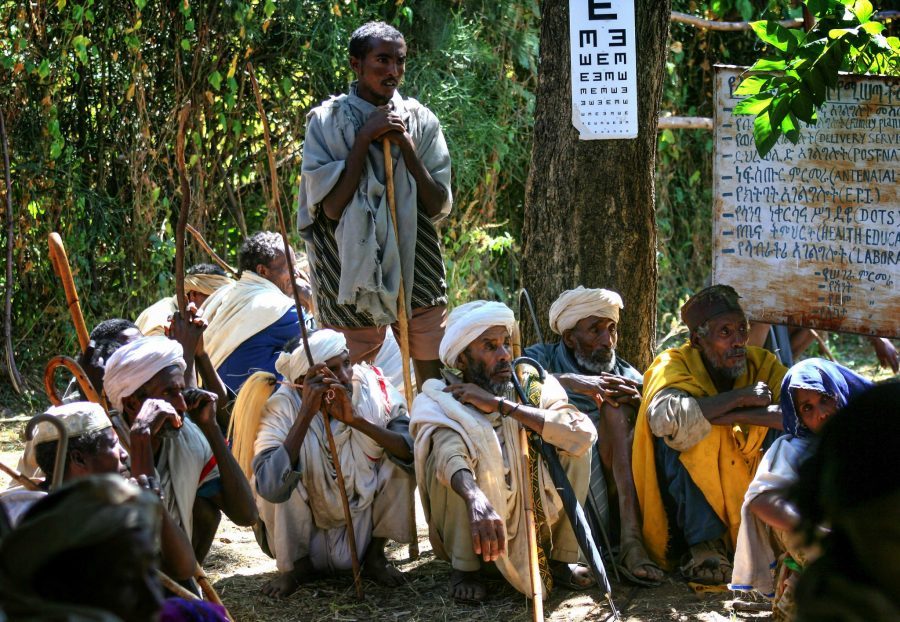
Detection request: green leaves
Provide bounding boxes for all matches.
[735,0,899,157]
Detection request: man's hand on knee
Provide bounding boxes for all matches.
[466,490,506,563]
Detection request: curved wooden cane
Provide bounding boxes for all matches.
[48,233,90,353]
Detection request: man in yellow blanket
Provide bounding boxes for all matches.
[410,300,597,603]
[632,284,785,585]
[135,263,232,337]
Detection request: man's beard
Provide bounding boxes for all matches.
[703,347,748,379]
[465,358,513,396]
[574,347,617,374]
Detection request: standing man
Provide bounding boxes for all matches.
[525,286,663,585]
[632,285,786,585]
[298,21,453,385]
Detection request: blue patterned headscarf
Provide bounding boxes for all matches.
[780,358,874,438]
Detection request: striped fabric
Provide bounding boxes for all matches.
[309,208,448,328]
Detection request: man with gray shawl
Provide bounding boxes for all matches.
[298,21,452,384]
[236,329,415,598]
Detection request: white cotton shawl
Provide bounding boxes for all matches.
[254,365,399,530]
[134,296,177,337]
[156,417,217,540]
[548,286,624,334]
[274,329,348,383]
[730,435,810,596]
[438,301,517,368]
[184,273,232,296]
[297,85,452,325]
[201,271,295,369]
[410,378,561,598]
[104,337,186,411]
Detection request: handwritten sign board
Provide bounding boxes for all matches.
[569,0,638,139]
[712,65,899,339]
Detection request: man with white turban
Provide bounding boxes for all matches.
[0,402,197,581]
[410,300,597,603]
[135,263,233,337]
[229,328,414,598]
[525,286,663,585]
[104,336,257,561]
[201,231,314,393]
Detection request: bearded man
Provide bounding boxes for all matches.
[632,285,786,585]
[410,301,597,603]
[104,336,257,560]
[525,286,662,585]
[230,329,415,598]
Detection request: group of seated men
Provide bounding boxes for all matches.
[2,227,828,612]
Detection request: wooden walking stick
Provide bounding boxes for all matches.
[186,224,238,276]
[0,462,40,491]
[511,333,544,621]
[48,232,90,353]
[247,63,364,599]
[174,106,192,314]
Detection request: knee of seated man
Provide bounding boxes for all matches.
[599,401,637,432]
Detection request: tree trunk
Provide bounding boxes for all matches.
[521,0,671,371]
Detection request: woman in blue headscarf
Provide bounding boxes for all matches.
[731,359,873,616]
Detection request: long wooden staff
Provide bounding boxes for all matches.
[512,333,544,621]
[0,462,39,491]
[247,63,364,599]
[186,224,238,276]
[43,356,232,617]
[382,140,419,559]
[174,106,192,314]
[48,232,90,352]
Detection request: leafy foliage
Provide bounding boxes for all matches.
[734,0,900,155]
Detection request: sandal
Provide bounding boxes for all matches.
[616,540,664,587]
[679,538,732,586]
[550,561,596,591]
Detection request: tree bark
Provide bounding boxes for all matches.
[521,0,671,371]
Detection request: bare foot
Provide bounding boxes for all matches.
[260,557,313,598]
[362,545,405,587]
[680,538,732,586]
[550,560,595,590]
[618,538,665,585]
[449,568,487,603]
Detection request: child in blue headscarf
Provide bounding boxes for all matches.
[731,358,873,617]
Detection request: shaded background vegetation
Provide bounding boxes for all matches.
[0,0,894,411]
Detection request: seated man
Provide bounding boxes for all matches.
[0,402,196,582]
[410,301,597,603]
[104,336,257,560]
[202,231,311,392]
[632,284,786,585]
[0,475,164,622]
[135,263,232,337]
[525,286,663,585]
[231,329,414,598]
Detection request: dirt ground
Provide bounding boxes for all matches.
[1,431,769,622]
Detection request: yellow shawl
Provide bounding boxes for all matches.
[632,344,786,568]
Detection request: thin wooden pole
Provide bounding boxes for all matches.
[48,233,90,353]
[0,462,39,491]
[382,140,419,559]
[186,224,238,276]
[174,106,192,314]
[1,111,23,393]
[246,62,364,599]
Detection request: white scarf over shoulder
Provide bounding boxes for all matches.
[202,272,295,369]
[254,364,400,529]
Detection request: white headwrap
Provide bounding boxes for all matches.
[104,336,187,411]
[549,286,624,334]
[184,273,233,296]
[31,402,111,445]
[274,329,348,382]
[439,301,517,368]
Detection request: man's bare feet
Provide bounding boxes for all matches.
[260,556,314,598]
[680,538,732,585]
[550,560,595,590]
[618,538,665,586]
[362,538,405,587]
[449,568,487,603]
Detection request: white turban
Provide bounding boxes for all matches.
[104,336,186,411]
[32,402,111,446]
[549,286,624,334]
[275,329,348,383]
[439,301,517,368]
[184,273,233,296]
